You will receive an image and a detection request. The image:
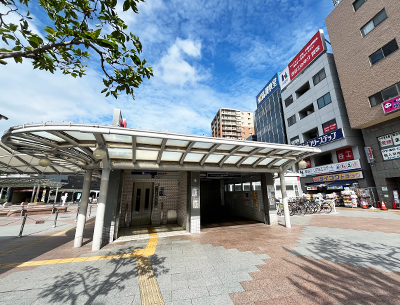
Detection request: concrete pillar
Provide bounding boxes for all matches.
[30,186,36,203]
[74,169,93,248]
[0,187,3,200]
[220,179,225,206]
[92,168,110,251]
[47,189,52,203]
[187,171,201,234]
[54,187,59,204]
[279,172,291,228]
[34,184,40,203]
[260,174,270,225]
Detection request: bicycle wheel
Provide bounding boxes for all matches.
[323,204,332,213]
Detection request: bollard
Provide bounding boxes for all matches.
[52,204,56,214]
[88,204,92,218]
[53,209,59,228]
[18,214,27,238]
[20,205,25,217]
[75,206,80,222]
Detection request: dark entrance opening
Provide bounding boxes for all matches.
[200,176,263,228]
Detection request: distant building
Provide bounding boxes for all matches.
[326,0,400,207]
[211,108,254,140]
[255,74,287,144]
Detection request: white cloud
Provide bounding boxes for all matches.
[155,38,205,86]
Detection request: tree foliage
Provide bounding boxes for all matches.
[0,0,153,98]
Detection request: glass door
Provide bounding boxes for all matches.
[131,182,153,226]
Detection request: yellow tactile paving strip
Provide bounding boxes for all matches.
[0,226,164,305]
[0,219,95,258]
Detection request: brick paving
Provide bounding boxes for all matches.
[0,208,399,304]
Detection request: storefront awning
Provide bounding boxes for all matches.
[1,123,321,174]
[326,180,356,190]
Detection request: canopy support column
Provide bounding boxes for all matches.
[30,186,36,203]
[54,187,59,205]
[279,172,291,228]
[74,169,93,248]
[92,168,110,251]
[34,184,40,203]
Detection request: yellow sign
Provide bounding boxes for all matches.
[253,191,259,209]
[313,171,363,182]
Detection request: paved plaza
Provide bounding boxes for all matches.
[0,207,400,304]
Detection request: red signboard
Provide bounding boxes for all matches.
[305,158,312,168]
[337,148,354,162]
[323,122,337,134]
[288,31,325,80]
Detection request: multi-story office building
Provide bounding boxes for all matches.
[255,74,287,144]
[279,31,375,192]
[326,0,400,207]
[211,108,254,140]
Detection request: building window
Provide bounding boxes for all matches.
[361,9,387,37]
[353,0,366,11]
[322,119,337,133]
[248,123,251,125]
[295,82,310,98]
[299,103,315,120]
[317,92,332,109]
[249,127,252,130]
[285,95,293,107]
[303,128,319,141]
[313,69,326,86]
[369,82,400,107]
[290,135,300,145]
[287,115,296,127]
[314,152,333,166]
[369,39,399,65]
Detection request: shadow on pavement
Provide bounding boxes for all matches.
[284,237,400,304]
[36,249,168,305]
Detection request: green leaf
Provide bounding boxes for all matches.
[123,0,130,11]
[14,57,23,64]
[0,59,7,65]
[101,88,107,93]
[9,24,18,32]
[0,48,12,52]
[44,26,55,35]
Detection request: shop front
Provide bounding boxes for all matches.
[301,159,377,206]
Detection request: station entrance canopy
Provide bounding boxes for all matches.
[1,123,321,174]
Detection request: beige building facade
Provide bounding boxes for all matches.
[326,0,400,207]
[211,108,254,140]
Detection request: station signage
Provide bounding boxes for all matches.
[301,128,344,147]
[206,173,242,178]
[279,30,327,90]
[313,170,364,182]
[382,95,400,114]
[299,159,361,177]
[256,74,279,107]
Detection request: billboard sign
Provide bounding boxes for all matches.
[381,145,400,161]
[382,95,400,114]
[301,128,344,147]
[299,159,361,177]
[256,73,279,107]
[279,30,327,90]
[313,171,364,182]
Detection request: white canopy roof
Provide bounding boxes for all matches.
[1,123,321,174]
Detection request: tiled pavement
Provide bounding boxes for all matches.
[0,208,400,304]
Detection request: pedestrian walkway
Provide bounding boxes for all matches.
[0,208,399,304]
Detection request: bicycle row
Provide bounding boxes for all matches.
[276,197,334,216]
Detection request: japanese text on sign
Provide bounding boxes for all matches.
[301,128,344,147]
[257,74,279,106]
[381,145,400,161]
[313,171,364,182]
[299,159,361,177]
[378,134,393,148]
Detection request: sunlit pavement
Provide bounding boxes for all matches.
[0,208,399,304]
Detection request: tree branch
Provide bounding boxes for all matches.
[0,39,83,59]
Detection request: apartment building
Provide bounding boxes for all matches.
[211,108,254,140]
[279,30,375,192]
[326,0,400,206]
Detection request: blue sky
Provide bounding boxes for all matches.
[0,0,334,136]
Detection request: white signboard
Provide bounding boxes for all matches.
[392,132,400,145]
[279,66,291,90]
[299,159,361,177]
[378,134,393,147]
[381,145,400,161]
